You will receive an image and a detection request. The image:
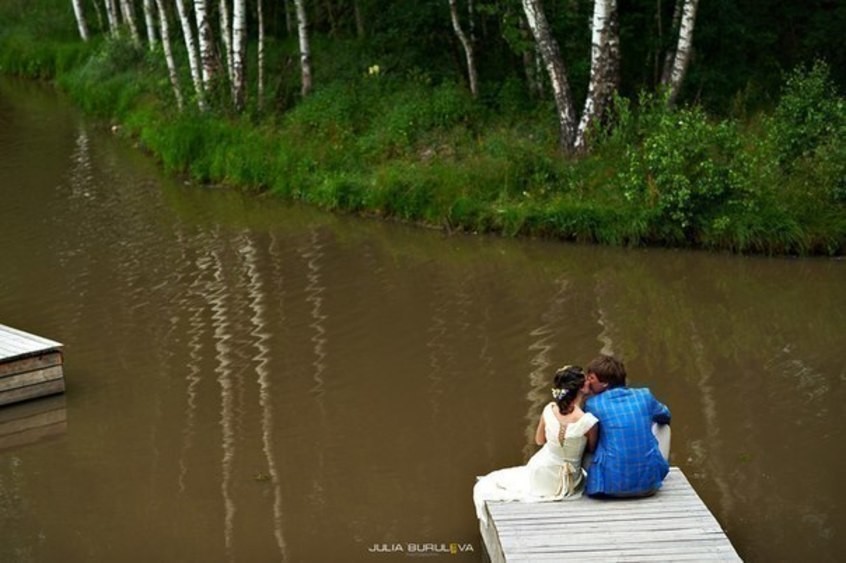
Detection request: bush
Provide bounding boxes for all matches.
[768,61,846,169]
[618,100,752,242]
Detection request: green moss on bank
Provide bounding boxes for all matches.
[2,5,844,255]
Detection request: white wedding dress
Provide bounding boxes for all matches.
[473,404,598,523]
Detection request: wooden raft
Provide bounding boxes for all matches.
[0,324,65,407]
[479,467,741,562]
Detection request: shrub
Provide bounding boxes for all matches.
[768,61,846,170]
[619,102,752,242]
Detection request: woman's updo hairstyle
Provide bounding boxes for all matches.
[551,365,585,414]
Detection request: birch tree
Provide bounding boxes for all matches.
[574,0,620,151]
[448,0,479,98]
[175,0,206,110]
[154,0,184,111]
[660,0,683,85]
[142,0,157,48]
[90,0,104,32]
[257,0,265,110]
[71,0,89,41]
[194,0,217,91]
[104,0,120,37]
[521,0,577,152]
[232,0,248,109]
[294,0,313,97]
[119,0,141,44]
[662,0,700,106]
[219,0,234,86]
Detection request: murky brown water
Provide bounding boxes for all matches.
[0,77,844,562]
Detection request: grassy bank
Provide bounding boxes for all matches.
[2,5,844,255]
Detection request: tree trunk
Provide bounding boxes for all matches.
[175,0,206,110]
[194,0,217,92]
[154,0,184,111]
[91,0,104,32]
[521,0,577,152]
[71,0,90,41]
[119,0,141,44]
[232,0,248,110]
[143,0,157,48]
[353,0,364,37]
[663,0,699,106]
[467,0,476,44]
[518,16,542,98]
[219,0,234,86]
[258,0,265,110]
[660,0,683,85]
[448,0,479,98]
[575,0,620,152]
[104,0,120,37]
[284,0,293,35]
[323,1,337,37]
[294,0,313,97]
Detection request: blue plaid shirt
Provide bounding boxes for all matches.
[584,386,671,496]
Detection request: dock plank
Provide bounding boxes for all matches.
[0,366,64,393]
[0,351,63,377]
[0,378,65,406]
[479,467,741,562]
[0,323,62,362]
[0,324,65,407]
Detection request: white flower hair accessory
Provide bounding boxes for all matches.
[551,387,569,400]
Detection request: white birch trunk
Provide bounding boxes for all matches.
[294,0,313,97]
[448,0,479,98]
[154,0,184,111]
[232,0,248,110]
[175,0,206,110]
[575,0,619,152]
[194,0,216,91]
[119,0,141,44]
[661,0,683,85]
[143,0,157,48]
[219,0,234,86]
[521,0,577,152]
[72,0,90,41]
[105,0,120,37]
[258,0,265,110]
[664,0,699,106]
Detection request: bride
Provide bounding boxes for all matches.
[473,365,598,523]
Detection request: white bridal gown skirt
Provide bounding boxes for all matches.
[473,444,584,524]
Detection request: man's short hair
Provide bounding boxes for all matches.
[587,354,627,388]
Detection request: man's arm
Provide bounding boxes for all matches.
[650,392,671,425]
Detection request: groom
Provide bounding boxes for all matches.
[582,354,671,498]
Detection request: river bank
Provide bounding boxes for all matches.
[1,3,844,255]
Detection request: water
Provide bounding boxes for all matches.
[0,77,844,562]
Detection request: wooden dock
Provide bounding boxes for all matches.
[479,467,741,562]
[0,324,65,407]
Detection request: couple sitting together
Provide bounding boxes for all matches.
[473,354,671,522]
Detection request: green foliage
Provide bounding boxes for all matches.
[616,98,754,242]
[768,62,846,169]
[58,38,151,117]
